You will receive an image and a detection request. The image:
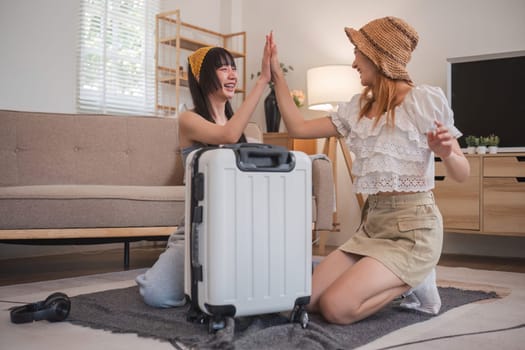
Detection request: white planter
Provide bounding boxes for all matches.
[476,146,487,154]
[466,146,476,154]
[488,146,498,154]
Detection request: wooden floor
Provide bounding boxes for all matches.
[0,245,524,286]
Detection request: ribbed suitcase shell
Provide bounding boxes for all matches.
[184,146,312,318]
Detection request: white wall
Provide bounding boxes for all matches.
[160,0,223,31]
[0,0,79,113]
[243,0,525,122]
[1,0,524,258]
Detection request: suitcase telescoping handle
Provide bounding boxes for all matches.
[233,143,296,172]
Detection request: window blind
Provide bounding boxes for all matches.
[77,0,159,115]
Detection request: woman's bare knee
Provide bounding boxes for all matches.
[318,294,360,325]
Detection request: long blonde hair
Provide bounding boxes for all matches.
[358,75,413,128]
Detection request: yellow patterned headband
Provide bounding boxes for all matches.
[188,46,214,81]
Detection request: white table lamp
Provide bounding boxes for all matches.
[306,65,361,112]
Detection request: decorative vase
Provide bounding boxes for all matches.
[264,88,281,132]
[488,146,498,154]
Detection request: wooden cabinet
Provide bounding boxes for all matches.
[434,156,481,231]
[155,9,246,115]
[262,133,317,154]
[482,155,525,235]
[434,153,525,237]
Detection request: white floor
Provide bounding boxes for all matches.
[1,266,524,350]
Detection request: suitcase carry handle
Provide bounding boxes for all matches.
[236,145,295,172]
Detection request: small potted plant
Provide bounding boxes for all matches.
[477,136,489,154]
[464,135,479,154]
[486,134,500,154]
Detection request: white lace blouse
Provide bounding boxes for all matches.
[330,85,462,195]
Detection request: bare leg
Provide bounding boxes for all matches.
[316,255,411,325]
[308,249,359,313]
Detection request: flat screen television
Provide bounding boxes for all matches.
[447,50,525,152]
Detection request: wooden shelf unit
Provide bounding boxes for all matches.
[155,9,246,116]
[434,152,525,237]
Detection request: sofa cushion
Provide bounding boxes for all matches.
[0,185,185,229]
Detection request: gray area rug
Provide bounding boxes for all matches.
[67,286,497,349]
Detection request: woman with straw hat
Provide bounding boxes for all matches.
[268,17,470,324]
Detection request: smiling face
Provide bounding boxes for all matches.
[194,47,238,101]
[214,64,238,100]
[352,49,380,87]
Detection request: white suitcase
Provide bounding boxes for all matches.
[184,144,312,331]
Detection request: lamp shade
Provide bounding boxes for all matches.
[307,65,360,111]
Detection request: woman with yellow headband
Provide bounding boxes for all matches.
[135,38,272,308]
[178,44,271,159]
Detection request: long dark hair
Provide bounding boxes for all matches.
[187,47,246,143]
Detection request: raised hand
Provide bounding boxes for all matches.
[267,32,283,80]
[258,33,272,85]
[427,120,453,159]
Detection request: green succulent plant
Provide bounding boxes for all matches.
[465,135,479,147]
[478,136,490,147]
[486,134,500,147]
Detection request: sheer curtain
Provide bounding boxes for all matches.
[77,0,159,115]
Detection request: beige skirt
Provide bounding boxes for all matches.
[339,191,443,287]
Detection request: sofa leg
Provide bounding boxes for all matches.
[124,241,130,270]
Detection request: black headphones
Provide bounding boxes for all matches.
[10,292,71,324]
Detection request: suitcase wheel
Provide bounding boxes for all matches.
[290,305,309,329]
[208,316,226,333]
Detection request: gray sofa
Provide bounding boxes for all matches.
[0,109,334,266]
[0,110,185,266]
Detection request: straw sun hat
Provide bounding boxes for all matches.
[345,16,419,82]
